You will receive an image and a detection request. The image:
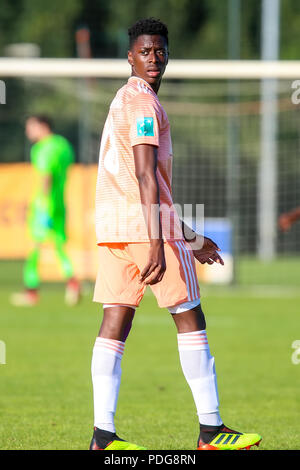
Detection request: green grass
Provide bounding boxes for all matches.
[0,261,300,450]
[238,256,300,287]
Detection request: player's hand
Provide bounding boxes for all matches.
[191,235,224,266]
[278,213,292,232]
[140,239,166,285]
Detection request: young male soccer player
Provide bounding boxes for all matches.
[90,18,262,450]
[11,115,80,306]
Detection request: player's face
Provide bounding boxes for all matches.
[128,34,168,92]
[25,119,45,142]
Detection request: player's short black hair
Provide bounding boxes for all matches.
[27,114,53,130]
[128,18,168,49]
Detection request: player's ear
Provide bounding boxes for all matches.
[128,50,134,67]
[166,49,169,65]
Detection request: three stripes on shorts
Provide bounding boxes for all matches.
[175,241,199,302]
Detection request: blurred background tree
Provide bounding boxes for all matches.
[0,0,299,60]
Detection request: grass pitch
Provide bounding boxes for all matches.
[0,261,300,450]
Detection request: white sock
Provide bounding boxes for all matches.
[177,330,223,426]
[91,337,124,433]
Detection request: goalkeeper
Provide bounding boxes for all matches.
[11,115,80,306]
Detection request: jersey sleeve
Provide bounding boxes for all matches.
[128,93,160,147]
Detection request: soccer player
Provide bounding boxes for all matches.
[89,18,262,451]
[11,115,80,307]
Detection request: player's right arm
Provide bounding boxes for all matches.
[133,143,166,285]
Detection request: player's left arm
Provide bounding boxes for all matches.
[181,220,224,266]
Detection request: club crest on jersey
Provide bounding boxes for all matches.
[136,117,154,137]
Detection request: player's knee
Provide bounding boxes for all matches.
[100,307,135,341]
[194,304,206,330]
[122,319,133,342]
[173,303,206,333]
[99,319,123,340]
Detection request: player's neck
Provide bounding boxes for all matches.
[131,73,161,94]
[38,131,53,142]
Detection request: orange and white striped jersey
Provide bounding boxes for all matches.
[95,76,183,243]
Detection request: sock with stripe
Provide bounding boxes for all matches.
[91,336,124,433]
[177,330,223,428]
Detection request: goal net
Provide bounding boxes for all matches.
[1,59,300,287]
